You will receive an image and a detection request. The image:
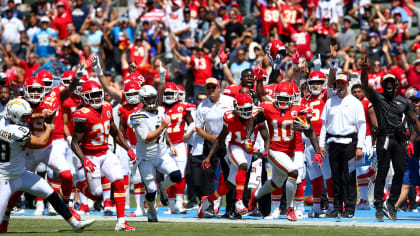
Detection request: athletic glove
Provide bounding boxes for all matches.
[312,152,323,168]
[244,139,254,153]
[83,158,96,173]
[407,142,414,158]
[218,48,230,64]
[128,149,137,164]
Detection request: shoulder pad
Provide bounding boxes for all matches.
[12,125,31,143]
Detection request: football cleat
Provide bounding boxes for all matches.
[308,204,322,218]
[248,188,258,212]
[356,199,371,210]
[147,201,158,222]
[33,201,45,216]
[184,202,198,210]
[72,218,95,233]
[197,196,211,219]
[69,207,81,221]
[103,199,113,216]
[213,197,221,215]
[264,207,281,219]
[128,208,146,217]
[286,207,297,221]
[115,221,136,231]
[295,204,305,219]
[176,203,187,214]
[235,200,248,215]
[77,203,90,215]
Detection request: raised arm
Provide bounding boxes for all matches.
[219,48,237,85]
[361,56,376,101]
[327,43,338,88]
[92,56,123,103]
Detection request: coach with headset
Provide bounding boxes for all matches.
[361,58,420,221]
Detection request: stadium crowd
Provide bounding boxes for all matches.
[0,0,419,232]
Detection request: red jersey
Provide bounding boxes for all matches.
[51,10,73,39]
[63,94,81,135]
[46,86,66,140]
[223,110,259,154]
[264,83,277,98]
[118,103,143,146]
[73,102,113,156]
[163,102,191,144]
[258,4,280,36]
[368,70,386,93]
[360,97,372,136]
[301,90,327,136]
[407,65,420,90]
[279,3,303,36]
[289,27,313,60]
[188,55,212,86]
[313,24,335,37]
[19,60,40,82]
[223,84,273,99]
[28,97,59,149]
[387,66,408,95]
[129,43,150,66]
[388,24,408,43]
[260,102,309,157]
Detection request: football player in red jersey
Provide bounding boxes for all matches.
[71,80,137,231]
[24,70,81,218]
[245,81,323,221]
[198,93,269,218]
[118,80,146,217]
[351,84,378,210]
[300,70,335,217]
[161,82,194,214]
[176,84,186,102]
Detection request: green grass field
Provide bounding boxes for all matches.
[6,219,420,236]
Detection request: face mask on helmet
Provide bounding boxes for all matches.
[163,91,178,104]
[308,80,325,95]
[274,93,293,109]
[236,103,253,119]
[125,90,140,104]
[43,79,53,94]
[24,86,45,104]
[142,95,158,109]
[82,90,104,109]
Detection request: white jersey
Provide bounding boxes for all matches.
[315,0,344,24]
[129,107,170,160]
[0,117,31,180]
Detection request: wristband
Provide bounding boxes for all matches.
[46,124,55,131]
[330,59,338,69]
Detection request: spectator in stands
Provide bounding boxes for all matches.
[175,8,197,44]
[2,0,23,20]
[26,15,40,45]
[72,0,90,32]
[92,0,118,21]
[306,15,336,67]
[141,20,162,59]
[65,23,81,47]
[5,45,40,82]
[80,18,103,56]
[230,48,251,83]
[390,0,408,23]
[387,11,409,56]
[316,0,344,25]
[52,2,73,40]
[29,16,58,65]
[31,0,52,16]
[399,51,420,90]
[225,10,245,49]
[337,16,356,56]
[409,34,420,59]
[356,32,383,68]
[1,8,24,59]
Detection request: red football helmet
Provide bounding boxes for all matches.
[176,84,185,102]
[163,82,179,104]
[37,70,53,93]
[273,81,294,110]
[24,76,45,104]
[75,75,88,96]
[126,73,146,87]
[234,93,253,119]
[81,80,104,109]
[307,71,326,95]
[61,71,74,88]
[265,40,286,67]
[123,80,141,105]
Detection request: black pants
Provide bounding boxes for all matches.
[328,142,357,212]
[374,136,407,208]
[190,154,217,199]
[186,146,197,204]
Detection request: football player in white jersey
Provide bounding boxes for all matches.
[0,98,95,233]
[129,85,182,222]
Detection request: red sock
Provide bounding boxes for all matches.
[59,170,73,203]
[311,176,323,205]
[235,170,247,202]
[168,186,176,201]
[271,187,282,203]
[326,178,334,204]
[134,183,142,197]
[123,175,129,190]
[112,179,126,218]
[76,181,101,201]
[175,177,186,195]
[294,181,305,202]
[209,183,230,202]
[36,196,44,202]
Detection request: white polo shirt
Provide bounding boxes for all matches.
[319,93,366,149]
[1,17,24,45]
[195,94,234,136]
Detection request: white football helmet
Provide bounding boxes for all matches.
[163,82,178,105]
[6,98,32,126]
[140,85,158,110]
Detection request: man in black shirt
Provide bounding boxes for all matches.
[225,10,245,49]
[361,57,420,221]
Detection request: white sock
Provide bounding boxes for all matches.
[117,217,125,224]
[359,185,369,201]
[68,217,78,227]
[285,178,297,208]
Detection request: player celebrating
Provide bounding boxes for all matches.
[130,84,182,222]
[162,82,194,214]
[71,80,137,231]
[300,70,336,217]
[0,98,95,233]
[245,81,323,221]
[198,93,269,218]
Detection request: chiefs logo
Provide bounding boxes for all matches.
[291,111,298,118]
[178,106,184,112]
[107,111,111,118]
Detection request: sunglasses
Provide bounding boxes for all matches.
[206,85,217,90]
